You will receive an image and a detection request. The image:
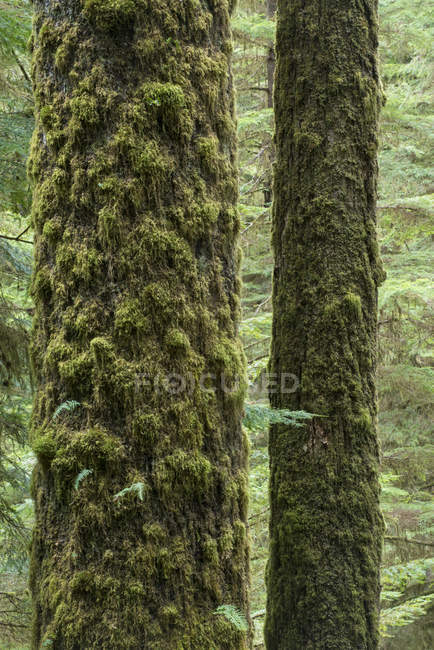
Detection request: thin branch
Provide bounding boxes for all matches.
[255,295,271,314]
[244,336,271,352]
[378,205,421,212]
[0,225,32,245]
[385,535,434,548]
[248,506,270,523]
[12,49,31,85]
[241,208,269,235]
[249,353,269,363]
[0,621,28,629]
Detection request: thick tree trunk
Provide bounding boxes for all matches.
[265,1,384,648]
[29,1,249,648]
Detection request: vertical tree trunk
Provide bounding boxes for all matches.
[266,0,277,110]
[266,1,384,648]
[263,0,277,207]
[29,1,249,648]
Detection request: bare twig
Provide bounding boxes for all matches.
[249,353,269,363]
[0,225,32,245]
[249,87,270,94]
[244,336,271,352]
[255,295,271,314]
[12,49,31,85]
[248,507,270,522]
[378,205,421,212]
[385,535,434,548]
[241,209,269,235]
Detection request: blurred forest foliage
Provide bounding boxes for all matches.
[0,0,432,647]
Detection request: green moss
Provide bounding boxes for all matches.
[266,0,384,646]
[134,140,173,181]
[58,352,92,394]
[44,333,72,372]
[39,105,54,128]
[114,298,150,340]
[90,336,115,367]
[197,136,220,174]
[70,301,108,341]
[53,427,123,470]
[70,570,94,594]
[42,219,62,244]
[32,433,57,469]
[70,93,99,125]
[32,266,52,299]
[139,82,193,139]
[141,81,184,109]
[159,604,180,627]
[98,205,120,245]
[165,328,190,351]
[54,26,78,71]
[83,0,136,30]
[155,449,212,504]
[343,291,363,320]
[30,0,248,646]
[203,537,219,566]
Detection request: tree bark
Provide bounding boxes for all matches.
[29,1,249,648]
[265,1,385,648]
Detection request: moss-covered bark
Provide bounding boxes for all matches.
[29,1,249,648]
[265,1,385,648]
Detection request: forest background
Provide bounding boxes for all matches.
[0,0,432,647]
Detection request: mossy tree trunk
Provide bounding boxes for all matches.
[265,1,384,648]
[29,1,249,648]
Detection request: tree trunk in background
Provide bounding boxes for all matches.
[266,0,277,109]
[29,1,249,648]
[263,0,276,207]
[266,1,384,648]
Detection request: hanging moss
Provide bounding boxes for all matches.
[29,0,249,648]
[266,0,384,648]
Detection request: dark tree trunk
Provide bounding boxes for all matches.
[265,1,385,648]
[29,1,249,648]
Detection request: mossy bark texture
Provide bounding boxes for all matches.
[29,1,249,648]
[265,1,384,648]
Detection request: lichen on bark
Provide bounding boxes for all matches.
[29,1,249,648]
[265,1,385,648]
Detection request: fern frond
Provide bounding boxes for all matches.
[114,482,145,502]
[243,403,319,433]
[52,400,80,421]
[214,604,249,632]
[74,469,93,491]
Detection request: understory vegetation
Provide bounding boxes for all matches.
[0,0,432,647]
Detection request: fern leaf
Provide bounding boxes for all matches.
[52,400,80,421]
[114,482,145,502]
[74,469,93,491]
[214,604,249,632]
[243,403,319,432]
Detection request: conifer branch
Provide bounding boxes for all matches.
[0,225,32,244]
